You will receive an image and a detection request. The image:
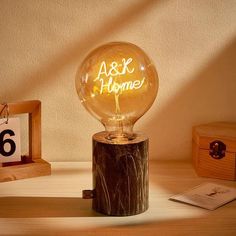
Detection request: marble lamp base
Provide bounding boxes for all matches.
[92,132,149,216]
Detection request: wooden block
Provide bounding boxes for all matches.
[0,158,51,182]
[92,132,149,216]
[0,100,51,182]
[192,122,236,181]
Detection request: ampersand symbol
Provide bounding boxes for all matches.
[109,62,120,76]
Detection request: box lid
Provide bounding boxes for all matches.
[193,122,236,152]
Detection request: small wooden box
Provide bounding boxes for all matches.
[192,122,236,181]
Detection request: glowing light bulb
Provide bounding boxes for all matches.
[75,42,158,141]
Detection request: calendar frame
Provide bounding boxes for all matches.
[0,100,51,182]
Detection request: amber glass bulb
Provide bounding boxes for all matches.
[75,42,158,141]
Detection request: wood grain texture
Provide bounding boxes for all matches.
[0,100,51,182]
[192,122,236,181]
[193,122,236,151]
[92,132,148,216]
[0,159,51,182]
[197,149,235,180]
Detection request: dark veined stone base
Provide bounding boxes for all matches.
[92,132,149,216]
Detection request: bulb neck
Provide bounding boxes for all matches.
[103,118,136,141]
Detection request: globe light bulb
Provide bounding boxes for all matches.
[75,42,158,141]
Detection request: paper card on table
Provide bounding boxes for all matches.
[169,183,236,210]
[0,117,21,163]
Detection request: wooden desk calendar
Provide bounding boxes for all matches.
[0,100,51,182]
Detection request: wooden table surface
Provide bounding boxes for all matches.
[0,161,235,236]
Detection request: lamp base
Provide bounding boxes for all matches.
[92,131,149,216]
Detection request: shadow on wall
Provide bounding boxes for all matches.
[1,0,162,101]
[145,38,236,160]
[1,0,235,162]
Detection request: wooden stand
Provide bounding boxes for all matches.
[92,132,149,216]
[0,100,51,182]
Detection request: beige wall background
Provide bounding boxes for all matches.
[0,0,235,161]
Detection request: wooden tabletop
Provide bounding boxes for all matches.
[0,161,235,236]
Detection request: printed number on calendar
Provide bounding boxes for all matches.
[0,118,21,163]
